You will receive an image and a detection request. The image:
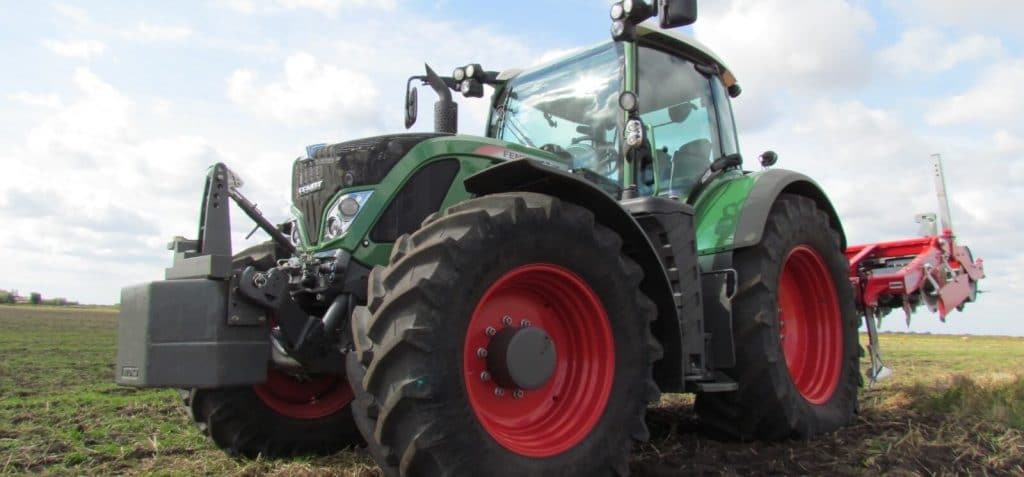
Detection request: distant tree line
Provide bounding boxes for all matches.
[0,289,78,306]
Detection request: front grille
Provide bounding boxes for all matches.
[292,158,343,245]
[291,133,450,244]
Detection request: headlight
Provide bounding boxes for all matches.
[326,216,343,238]
[323,190,373,241]
[339,197,360,218]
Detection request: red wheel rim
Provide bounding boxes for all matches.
[253,370,354,420]
[777,245,843,405]
[464,263,615,457]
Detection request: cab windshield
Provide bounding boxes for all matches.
[491,43,624,184]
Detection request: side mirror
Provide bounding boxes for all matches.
[759,150,778,168]
[404,85,418,129]
[659,0,697,29]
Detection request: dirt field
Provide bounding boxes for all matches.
[1,305,1022,476]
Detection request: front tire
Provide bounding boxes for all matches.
[349,192,661,476]
[181,241,362,458]
[696,194,860,440]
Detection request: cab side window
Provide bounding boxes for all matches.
[637,46,720,198]
[711,76,740,157]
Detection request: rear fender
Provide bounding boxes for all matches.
[464,159,687,390]
[737,169,846,250]
[696,169,846,257]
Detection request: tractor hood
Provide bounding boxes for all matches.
[292,133,450,243]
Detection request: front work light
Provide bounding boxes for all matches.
[625,119,645,148]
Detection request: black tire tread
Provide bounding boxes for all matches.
[350,192,661,477]
[695,194,861,441]
[184,385,363,458]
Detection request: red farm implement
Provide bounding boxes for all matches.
[847,154,986,383]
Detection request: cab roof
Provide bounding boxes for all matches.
[636,21,738,88]
[497,22,739,89]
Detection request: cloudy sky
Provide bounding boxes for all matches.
[1,1,1021,336]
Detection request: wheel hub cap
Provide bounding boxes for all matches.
[463,263,615,457]
[486,326,557,390]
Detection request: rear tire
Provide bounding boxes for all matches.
[349,192,661,476]
[695,194,860,440]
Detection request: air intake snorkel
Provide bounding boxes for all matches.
[404,64,459,134]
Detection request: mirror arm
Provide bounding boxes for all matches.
[685,153,743,205]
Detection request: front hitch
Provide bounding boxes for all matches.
[116,163,346,389]
[238,266,346,374]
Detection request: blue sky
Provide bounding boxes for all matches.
[1,1,1022,337]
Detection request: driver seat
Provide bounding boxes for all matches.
[667,138,712,194]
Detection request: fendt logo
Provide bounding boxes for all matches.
[298,180,324,195]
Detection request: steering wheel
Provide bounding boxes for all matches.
[564,142,615,175]
[587,146,619,178]
[565,143,596,163]
[539,143,574,161]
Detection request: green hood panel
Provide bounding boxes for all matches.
[294,135,569,266]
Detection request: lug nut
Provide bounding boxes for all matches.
[520,319,531,327]
[480,371,491,382]
[476,348,488,358]
[502,315,512,326]
[513,389,524,399]
[485,326,497,336]
[494,387,505,397]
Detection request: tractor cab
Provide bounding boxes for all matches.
[479,23,743,203]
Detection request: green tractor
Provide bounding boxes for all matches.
[116,2,861,475]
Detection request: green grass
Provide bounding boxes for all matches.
[1,305,1023,475]
[0,306,376,476]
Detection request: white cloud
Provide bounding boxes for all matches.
[41,39,106,59]
[328,17,535,134]
[216,0,396,16]
[214,0,260,14]
[695,0,875,89]
[993,129,1024,156]
[25,68,133,155]
[741,97,1024,335]
[926,58,1024,126]
[226,52,379,124]
[7,92,63,109]
[886,0,1024,36]
[124,22,193,42]
[277,0,397,15]
[150,98,172,116]
[52,3,90,24]
[879,28,1004,75]
[693,0,875,133]
[0,69,251,304]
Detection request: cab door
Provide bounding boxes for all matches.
[636,45,740,200]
